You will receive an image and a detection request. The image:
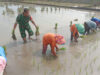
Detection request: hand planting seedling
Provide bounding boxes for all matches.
[79,35,86,38]
[12,29,17,40]
[35,27,40,36]
[55,23,58,30]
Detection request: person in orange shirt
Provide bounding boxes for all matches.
[42,33,65,56]
[70,24,79,42]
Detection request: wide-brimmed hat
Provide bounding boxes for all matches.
[55,34,66,45]
[0,56,6,72]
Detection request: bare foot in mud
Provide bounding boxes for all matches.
[29,37,36,41]
[23,40,27,44]
[29,37,34,40]
[74,40,78,42]
[56,48,59,52]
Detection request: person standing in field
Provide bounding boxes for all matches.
[12,8,38,43]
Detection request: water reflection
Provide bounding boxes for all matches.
[0,2,100,75]
[5,5,14,15]
[41,7,45,12]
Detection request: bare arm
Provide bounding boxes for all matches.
[12,22,17,34]
[13,22,17,30]
[31,19,38,28]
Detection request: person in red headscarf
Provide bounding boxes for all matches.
[42,33,65,56]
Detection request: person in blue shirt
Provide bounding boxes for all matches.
[91,17,100,28]
[84,20,97,34]
[0,46,7,62]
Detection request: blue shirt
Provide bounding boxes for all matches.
[91,18,100,23]
[0,47,7,61]
[85,20,97,29]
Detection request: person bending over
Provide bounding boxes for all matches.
[42,33,65,56]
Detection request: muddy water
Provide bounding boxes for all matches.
[0,2,100,75]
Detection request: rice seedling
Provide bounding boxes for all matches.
[65,58,67,64]
[79,35,86,38]
[97,65,100,71]
[44,71,47,75]
[60,47,66,51]
[74,72,76,75]
[79,68,81,75]
[2,45,7,55]
[86,71,88,75]
[71,60,73,67]
[83,53,87,58]
[90,68,93,74]
[56,71,59,75]
[85,64,88,70]
[80,56,84,62]
[57,64,61,70]
[33,60,36,66]
[93,56,98,63]
[37,64,40,72]
[51,68,55,73]
[55,23,58,30]
[41,7,45,12]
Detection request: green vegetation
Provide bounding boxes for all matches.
[55,23,58,30]
[60,47,66,51]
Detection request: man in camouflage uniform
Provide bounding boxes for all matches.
[12,8,38,43]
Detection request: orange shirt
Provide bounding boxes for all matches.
[43,33,57,56]
[70,24,79,38]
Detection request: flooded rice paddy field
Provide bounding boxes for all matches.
[0,2,100,75]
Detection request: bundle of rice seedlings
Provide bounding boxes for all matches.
[12,30,17,40]
[79,35,86,38]
[35,27,40,36]
[60,47,66,51]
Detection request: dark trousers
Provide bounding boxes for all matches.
[71,32,78,41]
[84,24,90,34]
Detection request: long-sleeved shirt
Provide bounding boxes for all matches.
[70,24,79,38]
[91,17,100,26]
[85,20,97,29]
[43,33,57,56]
